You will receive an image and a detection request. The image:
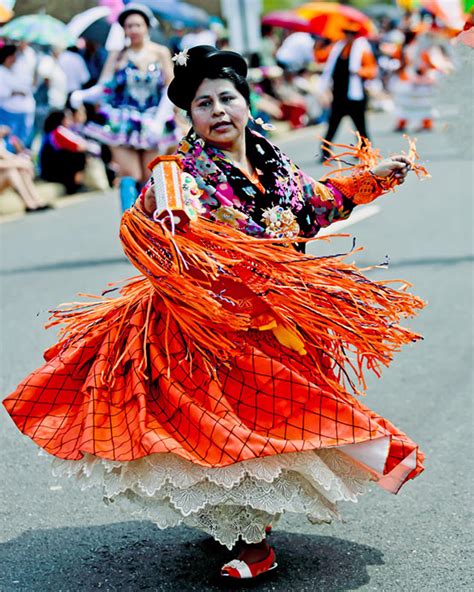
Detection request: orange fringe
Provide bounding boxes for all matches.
[320,133,430,185]
[47,208,425,399]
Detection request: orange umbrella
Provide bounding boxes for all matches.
[0,5,13,24]
[296,2,377,41]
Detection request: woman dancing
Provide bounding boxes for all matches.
[74,4,179,204]
[4,46,426,582]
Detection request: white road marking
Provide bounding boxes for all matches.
[318,204,380,237]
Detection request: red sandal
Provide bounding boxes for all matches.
[221,547,278,579]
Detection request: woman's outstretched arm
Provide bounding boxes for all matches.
[295,154,413,237]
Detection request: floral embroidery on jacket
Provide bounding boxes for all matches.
[175,128,358,239]
[182,172,205,218]
[262,206,300,239]
[214,206,248,229]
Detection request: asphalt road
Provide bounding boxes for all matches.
[0,113,472,592]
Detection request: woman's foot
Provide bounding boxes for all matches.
[25,204,53,213]
[221,540,278,580]
[394,119,407,133]
[416,119,434,133]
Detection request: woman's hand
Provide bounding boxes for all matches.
[141,184,155,215]
[371,155,411,184]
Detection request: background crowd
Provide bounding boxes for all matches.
[0,0,471,213]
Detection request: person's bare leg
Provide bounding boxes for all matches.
[140,143,179,184]
[111,147,142,180]
[140,150,160,185]
[0,173,9,193]
[21,170,47,207]
[6,168,44,209]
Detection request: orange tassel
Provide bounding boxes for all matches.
[320,133,430,183]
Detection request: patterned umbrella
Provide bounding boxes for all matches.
[67,6,112,40]
[124,0,210,27]
[67,5,167,49]
[0,14,77,47]
[262,10,310,32]
[296,2,377,41]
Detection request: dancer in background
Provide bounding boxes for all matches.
[319,23,377,161]
[72,3,179,209]
[389,25,452,133]
[4,46,426,582]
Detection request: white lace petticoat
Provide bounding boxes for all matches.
[51,448,373,549]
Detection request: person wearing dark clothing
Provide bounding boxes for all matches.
[39,110,87,194]
[80,41,108,88]
[319,25,377,160]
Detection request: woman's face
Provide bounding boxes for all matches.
[62,110,74,128]
[190,78,249,151]
[73,105,87,125]
[5,52,16,68]
[123,13,148,44]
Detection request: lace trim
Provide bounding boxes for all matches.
[51,449,372,549]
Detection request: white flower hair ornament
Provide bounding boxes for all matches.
[172,49,189,67]
[254,117,275,131]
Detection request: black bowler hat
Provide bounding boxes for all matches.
[167,45,248,111]
[118,3,158,28]
[341,21,362,34]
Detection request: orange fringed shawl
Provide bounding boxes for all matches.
[45,209,424,401]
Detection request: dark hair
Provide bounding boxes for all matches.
[44,110,67,134]
[404,30,417,46]
[65,96,77,114]
[118,4,157,29]
[186,66,251,117]
[0,44,17,66]
[123,11,149,28]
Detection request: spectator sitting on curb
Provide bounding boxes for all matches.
[67,102,111,191]
[0,125,52,213]
[39,109,88,195]
[272,69,308,129]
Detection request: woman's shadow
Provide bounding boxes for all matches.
[0,521,384,591]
